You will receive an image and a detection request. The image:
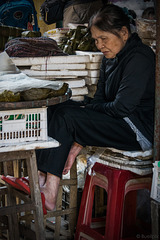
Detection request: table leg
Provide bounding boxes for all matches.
[26,150,46,240]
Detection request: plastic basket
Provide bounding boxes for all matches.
[0,107,47,145]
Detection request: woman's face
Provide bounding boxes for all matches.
[91,26,129,59]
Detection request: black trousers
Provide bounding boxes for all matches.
[36,100,141,178]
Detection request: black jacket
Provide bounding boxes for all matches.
[89,33,155,143]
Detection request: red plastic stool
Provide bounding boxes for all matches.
[75,162,152,240]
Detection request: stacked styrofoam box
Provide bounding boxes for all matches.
[12,55,90,101]
[75,51,103,98]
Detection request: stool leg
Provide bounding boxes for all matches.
[3,161,20,240]
[55,185,62,240]
[26,150,46,240]
[75,172,106,240]
[122,190,137,237]
[104,170,126,240]
[69,161,77,237]
[7,188,20,240]
[75,173,92,240]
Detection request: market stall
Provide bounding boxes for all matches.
[0,0,159,238]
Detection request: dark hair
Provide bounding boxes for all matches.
[88,4,131,37]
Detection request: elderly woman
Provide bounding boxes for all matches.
[35,4,155,211]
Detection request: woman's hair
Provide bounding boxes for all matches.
[88,4,132,37]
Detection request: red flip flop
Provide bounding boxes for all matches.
[15,177,47,215]
[41,192,47,215]
[15,177,31,195]
[0,175,29,193]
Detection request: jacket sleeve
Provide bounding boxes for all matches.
[90,58,106,104]
[87,52,155,118]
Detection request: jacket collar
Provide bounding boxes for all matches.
[116,33,142,59]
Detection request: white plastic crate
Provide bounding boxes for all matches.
[0,107,48,145]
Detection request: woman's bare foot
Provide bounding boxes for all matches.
[38,171,46,187]
[62,142,83,175]
[41,173,60,211]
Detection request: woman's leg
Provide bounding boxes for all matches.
[37,104,141,211]
[62,142,83,175]
[41,173,60,211]
[38,171,46,187]
[37,104,80,210]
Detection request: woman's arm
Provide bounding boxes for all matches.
[86,52,155,118]
[90,57,107,103]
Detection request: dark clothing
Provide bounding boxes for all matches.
[37,33,155,178]
[87,33,155,143]
[37,100,141,178]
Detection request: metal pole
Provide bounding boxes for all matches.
[152,1,160,239]
[154,0,160,162]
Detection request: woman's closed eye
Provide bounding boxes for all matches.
[94,37,108,45]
